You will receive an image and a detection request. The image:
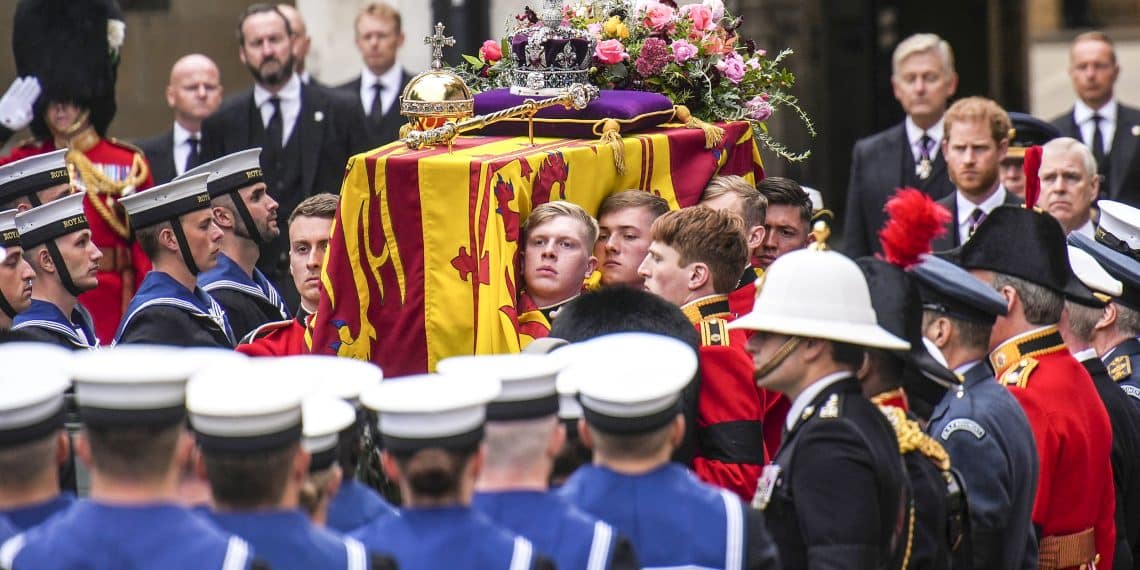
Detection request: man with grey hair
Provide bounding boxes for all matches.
[844,33,958,257]
[1037,137,1100,237]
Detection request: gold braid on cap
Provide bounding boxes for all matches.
[67,149,149,239]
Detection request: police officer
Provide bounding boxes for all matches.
[557,332,781,569]
[914,254,1039,569]
[437,352,639,570]
[115,174,234,347]
[728,248,909,569]
[856,256,966,570]
[12,193,99,349]
[188,362,396,570]
[185,149,289,339]
[353,371,554,569]
[0,344,75,530]
[0,346,260,569]
[954,205,1115,569]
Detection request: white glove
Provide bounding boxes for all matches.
[0,77,41,132]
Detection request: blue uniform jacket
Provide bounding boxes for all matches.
[1104,338,1140,406]
[198,253,290,340]
[209,509,395,570]
[2,493,75,531]
[327,479,396,535]
[114,271,234,347]
[350,506,548,570]
[473,489,638,570]
[927,361,1039,570]
[0,501,254,569]
[559,462,780,570]
[11,300,96,349]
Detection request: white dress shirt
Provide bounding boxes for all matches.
[1074,98,1118,155]
[905,116,945,161]
[1073,218,1096,239]
[171,122,199,177]
[1073,347,1098,363]
[253,73,302,146]
[785,371,851,432]
[359,65,404,118]
[956,186,1008,243]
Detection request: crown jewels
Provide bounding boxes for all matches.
[508,0,596,96]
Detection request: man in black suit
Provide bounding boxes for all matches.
[200,3,368,306]
[277,4,321,87]
[136,54,223,185]
[1053,31,1140,208]
[336,2,412,149]
[844,33,958,258]
[930,97,1022,251]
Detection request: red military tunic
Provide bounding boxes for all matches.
[237,313,311,357]
[681,294,772,500]
[0,136,153,343]
[990,326,1116,570]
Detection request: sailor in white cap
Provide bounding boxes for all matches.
[114,173,234,347]
[556,332,780,570]
[727,248,910,568]
[0,149,72,212]
[189,363,396,570]
[0,344,76,530]
[299,394,356,527]
[0,210,34,330]
[352,372,554,569]
[184,149,288,340]
[0,346,257,570]
[11,192,100,349]
[437,353,639,570]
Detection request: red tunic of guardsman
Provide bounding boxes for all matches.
[7,0,154,343]
[236,312,311,357]
[680,293,774,500]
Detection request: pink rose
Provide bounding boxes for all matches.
[671,39,699,63]
[479,40,502,62]
[643,2,675,31]
[595,39,629,65]
[587,22,603,39]
[702,0,725,21]
[681,4,715,32]
[746,95,774,121]
[715,52,745,83]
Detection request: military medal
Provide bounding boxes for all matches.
[916,157,932,180]
[752,464,781,510]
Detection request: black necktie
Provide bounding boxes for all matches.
[918,133,934,162]
[967,208,987,240]
[184,136,200,172]
[266,96,283,152]
[1090,114,1108,179]
[369,82,384,120]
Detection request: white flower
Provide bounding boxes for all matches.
[107,19,126,54]
[702,0,725,20]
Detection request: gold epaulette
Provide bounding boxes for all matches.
[698,318,730,347]
[989,326,1064,377]
[999,356,1038,389]
[879,405,951,471]
[1109,354,1133,382]
[108,137,147,156]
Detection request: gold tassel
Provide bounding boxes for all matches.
[673,105,724,149]
[599,119,625,175]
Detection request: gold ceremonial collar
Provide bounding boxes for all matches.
[988,325,1065,377]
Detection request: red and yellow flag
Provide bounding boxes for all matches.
[311,122,763,375]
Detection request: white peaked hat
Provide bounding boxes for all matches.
[1068,245,1123,298]
[187,360,305,453]
[302,393,356,472]
[436,353,564,421]
[119,173,211,230]
[728,249,910,351]
[0,346,71,447]
[1098,200,1140,252]
[361,373,501,452]
[179,148,264,199]
[259,355,383,404]
[70,346,202,427]
[0,149,69,205]
[16,192,86,248]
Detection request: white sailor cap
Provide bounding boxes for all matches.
[302,394,356,472]
[1099,200,1140,252]
[436,353,564,421]
[360,373,501,452]
[15,192,87,249]
[262,355,383,404]
[70,346,200,427]
[802,185,825,212]
[179,148,264,199]
[119,173,212,230]
[0,209,19,255]
[561,333,698,434]
[1068,245,1124,299]
[0,149,69,205]
[187,360,306,453]
[0,345,72,447]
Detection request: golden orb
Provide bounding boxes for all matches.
[399,69,475,132]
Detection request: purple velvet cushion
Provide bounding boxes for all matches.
[471,88,675,138]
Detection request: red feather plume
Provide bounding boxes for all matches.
[1022,145,1043,209]
[877,188,953,269]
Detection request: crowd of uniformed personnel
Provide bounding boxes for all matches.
[2,0,1140,568]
